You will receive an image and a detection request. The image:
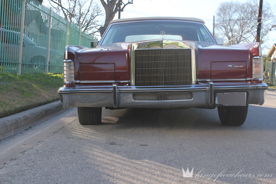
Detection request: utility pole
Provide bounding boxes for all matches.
[213,15,215,37]
[256,0,263,42]
[118,0,122,19]
[118,0,133,19]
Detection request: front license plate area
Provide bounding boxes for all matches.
[215,92,247,106]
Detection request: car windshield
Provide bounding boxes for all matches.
[101,20,215,45]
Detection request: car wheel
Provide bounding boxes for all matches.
[30,56,46,71]
[78,107,102,125]
[217,105,248,126]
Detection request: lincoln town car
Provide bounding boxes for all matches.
[58,17,267,126]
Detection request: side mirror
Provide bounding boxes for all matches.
[91,41,98,48]
[215,38,224,45]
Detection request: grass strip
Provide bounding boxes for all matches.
[267,83,275,90]
[0,73,63,118]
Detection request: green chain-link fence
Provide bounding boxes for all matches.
[0,0,96,74]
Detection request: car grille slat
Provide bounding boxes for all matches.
[135,49,192,86]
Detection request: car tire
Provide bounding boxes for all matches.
[217,105,248,126]
[78,107,102,125]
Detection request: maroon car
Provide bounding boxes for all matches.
[58,17,267,126]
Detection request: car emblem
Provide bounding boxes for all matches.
[228,65,244,68]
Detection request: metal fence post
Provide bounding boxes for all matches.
[18,0,26,75]
[0,0,2,74]
[46,8,52,74]
[66,21,69,46]
[79,24,81,46]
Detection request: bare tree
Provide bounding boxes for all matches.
[216,0,275,45]
[48,0,102,35]
[99,0,133,36]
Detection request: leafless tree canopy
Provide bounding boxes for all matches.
[48,0,102,35]
[215,0,275,45]
[99,0,133,36]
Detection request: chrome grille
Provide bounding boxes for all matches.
[135,49,192,86]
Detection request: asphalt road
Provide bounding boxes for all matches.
[0,90,275,184]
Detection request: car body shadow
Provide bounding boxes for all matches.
[99,104,276,130]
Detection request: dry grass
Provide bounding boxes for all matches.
[0,73,63,118]
[267,84,275,90]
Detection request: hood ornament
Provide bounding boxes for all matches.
[160,31,165,39]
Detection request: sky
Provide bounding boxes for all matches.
[43,0,276,53]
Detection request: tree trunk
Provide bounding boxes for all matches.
[99,11,116,36]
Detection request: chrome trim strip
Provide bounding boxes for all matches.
[197,78,255,82]
[130,44,138,86]
[111,17,205,24]
[65,46,69,60]
[58,86,209,94]
[191,47,196,84]
[59,87,113,94]
[252,77,262,81]
[64,59,73,63]
[121,87,208,93]
[258,43,262,56]
[116,80,130,83]
[74,80,130,84]
[58,83,268,94]
[214,84,268,91]
[253,56,263,59]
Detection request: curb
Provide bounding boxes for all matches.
[0,101,63,140]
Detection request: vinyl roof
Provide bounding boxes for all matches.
[111,17,205,24]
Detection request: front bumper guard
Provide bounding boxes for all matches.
[58,83,268,109]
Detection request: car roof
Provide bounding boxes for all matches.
[110,17,205,24]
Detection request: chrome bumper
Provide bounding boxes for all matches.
[58,83,268,109]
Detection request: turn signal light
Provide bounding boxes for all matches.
[63,59,74,86]
[252,56,263,80]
